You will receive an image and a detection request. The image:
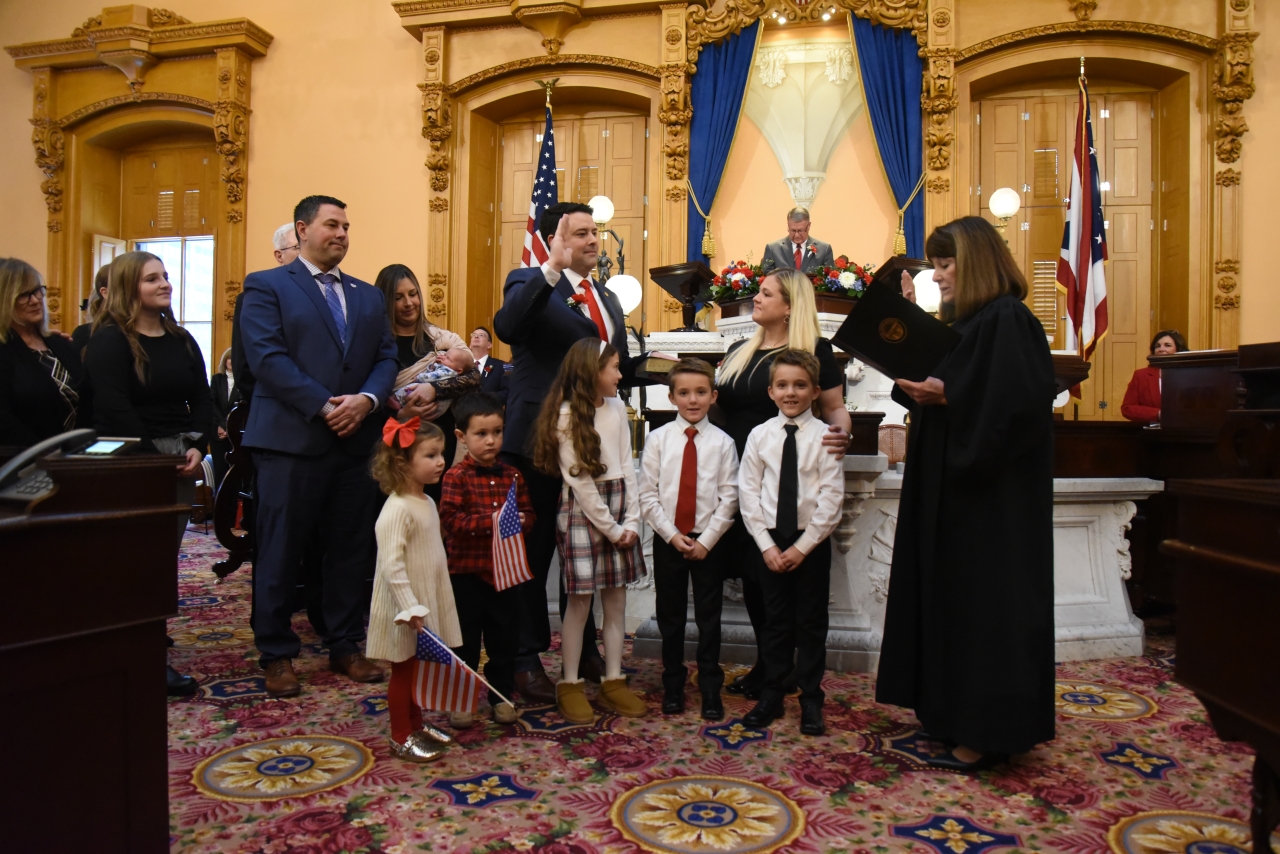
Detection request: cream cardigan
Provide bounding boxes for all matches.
[366,493,463,663]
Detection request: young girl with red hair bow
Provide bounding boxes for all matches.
[367,416,463,762]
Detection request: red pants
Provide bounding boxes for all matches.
[388,659,424,743]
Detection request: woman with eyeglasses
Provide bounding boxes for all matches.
[0,257,88,447]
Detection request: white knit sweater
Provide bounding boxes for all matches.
[366,493,463,663]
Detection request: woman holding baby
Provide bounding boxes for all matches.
[375,264,480,496]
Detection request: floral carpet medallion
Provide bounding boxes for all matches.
[164,532,1266,853]
[1106,809,1280,854]
[700,718,773,750]
[429,772,538,807]
[1055,680,1158,720]
[357,694,388,716]
[1099,742,1179,780]
[893,815,1021,854]
[610,776,804,853]
[171,625,256,649]
[192,736,374,803]
[198,676,267,702]
[508,702,620,742]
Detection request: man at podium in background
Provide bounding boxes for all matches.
[762,207,835,274]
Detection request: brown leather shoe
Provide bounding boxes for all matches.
[331,653,385,683]
[264,658,301,698]
[515,667,557,704]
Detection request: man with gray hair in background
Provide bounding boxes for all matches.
[762,207,834,274]
[233,224,299,398]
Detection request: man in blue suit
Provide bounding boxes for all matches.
[241,195,399,698]
[494,201,649,702]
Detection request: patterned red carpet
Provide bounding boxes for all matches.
[169,530,1276,854]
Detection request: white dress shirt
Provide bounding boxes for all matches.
[476,354,489,373]
[300,256,348,318]
[298,256,378,412]
[638,415,739,551]
[557,397,640,543]
[739,407,844,556]
[541,262,616,341]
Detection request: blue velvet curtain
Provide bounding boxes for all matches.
[687,22,760,264]
[851,16,925,258]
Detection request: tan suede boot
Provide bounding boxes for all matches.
[556,680,595,724]
[599,677,647,718]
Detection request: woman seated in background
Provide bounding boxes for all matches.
[71,262,111,356]
[1121,329,1188,424]
[0,257,87,448]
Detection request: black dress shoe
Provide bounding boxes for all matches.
[743,697,784,728]
[662,689,685,714]
[725,672,763,700]
[579,654,605,684]
[701,693,725,721]
[924,749,1006,772]
[799,701,825,736]
[167,664,198,697]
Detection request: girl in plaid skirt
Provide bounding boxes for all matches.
[532,339,647,723]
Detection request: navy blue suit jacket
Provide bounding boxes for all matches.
[240,258,398,456]
[493,267,641,457]
[478,355,510,406]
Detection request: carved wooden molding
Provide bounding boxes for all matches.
[55,92,215,127]
[393,0,505,14]
[1215,168,1242,186]
[7,18,272,62]
[30,118,65,215]
[445,54,659,96]
[1212,31,1257,164]
[1068,0,1097,22]
[957,21,1218,61]
[921,48,958,173]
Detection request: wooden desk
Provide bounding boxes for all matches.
[0,455,184,853]
[1160,479,1280,850]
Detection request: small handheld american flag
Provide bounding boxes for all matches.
[412,628,482,713]
[492,480,533,592]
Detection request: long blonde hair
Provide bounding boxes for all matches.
[718,269,820,386]
[0,257,47,343]
[531,339,618,479]
[94,251,189,382]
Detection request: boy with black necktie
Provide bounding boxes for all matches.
[638,358,739,720]
[737,349,844,735]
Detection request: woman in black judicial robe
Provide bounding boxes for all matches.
[875,216,1056,769]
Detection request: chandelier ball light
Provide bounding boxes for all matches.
[988,187,1022,240]
[588,194,615,226]
[913,269,942,315]
[608,274,643,315]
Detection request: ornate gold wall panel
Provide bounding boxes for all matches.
[6,4,272,355]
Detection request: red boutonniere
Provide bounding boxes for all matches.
[566,294,589,312]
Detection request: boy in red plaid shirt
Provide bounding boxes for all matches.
[439,393,535,725]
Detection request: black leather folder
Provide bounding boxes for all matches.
[831,283,961,382]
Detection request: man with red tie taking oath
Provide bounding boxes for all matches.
[494,201,658,703]
[762,207,835,275]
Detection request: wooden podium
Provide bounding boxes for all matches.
[0,454,185,853]
[650,261,714,331]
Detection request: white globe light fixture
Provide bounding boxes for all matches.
[608,274,643,315]
[988,187,1021,241]
[587,194,615,226]
[913,268,941,315]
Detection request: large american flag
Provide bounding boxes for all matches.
[491,480,533,591]
[412,628,482,713]
[1057,78,1109,368]
[520,106,558,267]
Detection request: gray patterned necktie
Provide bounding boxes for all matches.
[318,273,346,345]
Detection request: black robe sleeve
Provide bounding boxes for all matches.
[931,295,1056,480]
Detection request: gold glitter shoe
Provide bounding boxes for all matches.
[389,733,447,763]
[418,722,454,744]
